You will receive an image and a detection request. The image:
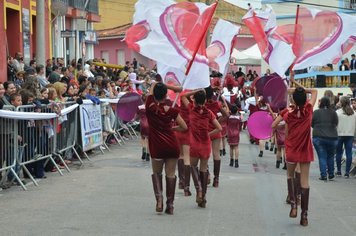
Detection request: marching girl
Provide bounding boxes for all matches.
[137,94,149,161]
[272,72,317,226]
[175,91,193,196]
[181,89,222,208]
[267,105,286,169]
[205,86,229,187]
[146,82,187,215]
[226,105,242,168]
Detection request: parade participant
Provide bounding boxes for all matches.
[205,86,229,188]
[137,94,149,161]
[226,105,241,168]
[335,96,356,178]
[272,72,317,226]
[176,91,193,196]
[267,105,286,169]
[181,89,222,208]
[146,82,187,215]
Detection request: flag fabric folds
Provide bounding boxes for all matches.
[242,6,296,77]
[157,19,239,90]
[292,7,356,70]
[125,0,217,72]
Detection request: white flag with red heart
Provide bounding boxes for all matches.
[125,0,217,71]
[292,7,356,70]
[157,19,240,90]
[242,6,296,77]
[207,20,240,75]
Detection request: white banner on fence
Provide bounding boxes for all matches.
[79,103,103,152]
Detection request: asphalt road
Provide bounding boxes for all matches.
[1,130,356,236]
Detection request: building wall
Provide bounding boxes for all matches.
[0,0,51,82]
[95,0,246,30]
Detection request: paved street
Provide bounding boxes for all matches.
[1,130,356,236]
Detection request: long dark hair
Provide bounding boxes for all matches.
[340,96,354,116]
[319,96,330,109]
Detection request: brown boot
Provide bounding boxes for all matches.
[151,173,163,213]
[178,159,184,189]
[300,188,309,226]
[198,171,209,208]
[287,178,297,218]
[184,165,192,196]
[213,160,221,187]
[191,166,203,204]
[165,176,176,215]
[295,172,301,206]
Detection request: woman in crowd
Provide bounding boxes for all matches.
[146,82,187,215]
[312,97,338,181]
[335,96,356,178]
[272,72,317,226]
[181,89,222,208]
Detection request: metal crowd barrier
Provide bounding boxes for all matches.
[14,104,65,188]
[0,106,26,190]
[54,102,85,166]
[0,95,141,191]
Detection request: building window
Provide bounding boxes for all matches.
[117,49,125,66]
[351,0,356,9]
[101,51,109,64]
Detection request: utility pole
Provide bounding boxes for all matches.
[36,0,46,66]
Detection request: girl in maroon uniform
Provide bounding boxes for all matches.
[226,105,242,168]
[181,90,222,208]
[146,82,187,215]
[137,94,149,161]
[205,86,228,187]
[272,73,317,226]
[175,91,193,196]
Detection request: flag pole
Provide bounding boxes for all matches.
[173,0,219,107]
[185,0,219,77]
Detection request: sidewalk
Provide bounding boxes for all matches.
[0,130,356,236]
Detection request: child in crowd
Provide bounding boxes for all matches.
[137,94,149,161]
[226,105,242,168]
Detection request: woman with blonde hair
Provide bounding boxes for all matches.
[53,82,67,102]
[335,96,356,178]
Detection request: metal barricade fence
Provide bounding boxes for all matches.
[101,101,123,148]
[54,102,85,166]
[14,104,64,189]
[0,106,26,190]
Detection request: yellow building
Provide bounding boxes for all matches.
[94,0,246,30]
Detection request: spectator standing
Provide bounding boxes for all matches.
[48,65,61,84]
[351,54,356,70]
[335,96,356,178]
[7,56,17,81]
[312,97,338,181]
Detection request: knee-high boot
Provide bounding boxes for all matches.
[184,165,192,196]
[191,166,203,204]
[300,188,309,226]
[198,171,209,208]
[178,159,185,189]
[295,172,301,206]
[287,178,297,218]
[151,173,163,213]
[213,160,221,187]
[165,176,176,215]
